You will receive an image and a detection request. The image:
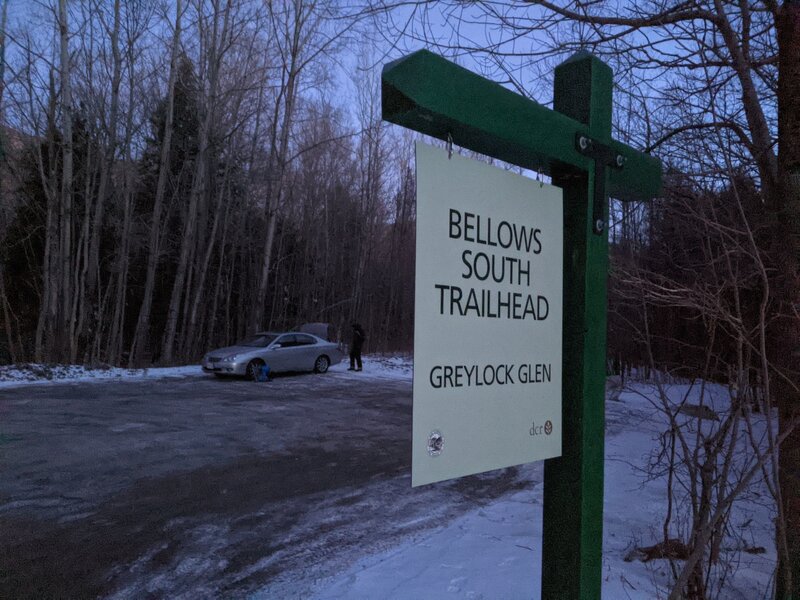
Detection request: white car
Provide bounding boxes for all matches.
[202,331,344,379]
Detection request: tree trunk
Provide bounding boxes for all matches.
[71,144,93,362]
[161,0,231,364]
[254,92,295,331]
[35,68,60,362]
[82,0,122,360]
[206,198,232,348]
[106,173,133,365]
[775,3,800,597]
[58,0,74,362]
[0,264,17,363]
[129,0,182,367]
[253,0,308,331]
[106,68,137,366]
[185,169,228,356]
[0,0,7,126]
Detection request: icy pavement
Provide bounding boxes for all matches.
[3,357,530,598]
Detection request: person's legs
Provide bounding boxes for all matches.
[349,349,356,370]
[356,351,362,371]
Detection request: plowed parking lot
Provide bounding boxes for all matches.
[0,364,528,598]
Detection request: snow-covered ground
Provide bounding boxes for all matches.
[1,356,777,598]
[281,375,778,600]
[329,353,414,380]
[0,363,202,388]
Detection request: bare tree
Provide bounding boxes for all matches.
[0,0,417,369]
[129,0,184,366]
[367,1,799,593]
[0,0,7,116]
[0,0,14,363]
[614,173,796,598]
[78,0,122,362]
[57,0,74,361]
[252,0,349,331]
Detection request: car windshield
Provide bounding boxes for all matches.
[236,334,278,348]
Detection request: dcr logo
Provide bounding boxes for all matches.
[530,420,553,436]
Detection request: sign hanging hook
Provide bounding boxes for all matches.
[446,132,454,160]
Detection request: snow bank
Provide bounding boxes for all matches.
[329,354,413,381]
[0,363,202,389]
[300,380,777,600]
[0,353,412,389]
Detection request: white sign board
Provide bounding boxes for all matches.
[413,142,563,486]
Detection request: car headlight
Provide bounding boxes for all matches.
[221,354,239,362]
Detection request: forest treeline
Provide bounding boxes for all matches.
[0,0,793,381]
[0,0,415,366]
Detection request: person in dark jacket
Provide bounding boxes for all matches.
[349,323,365,371]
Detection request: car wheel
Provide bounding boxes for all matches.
[314,355,330,374]
[246,359,265,381]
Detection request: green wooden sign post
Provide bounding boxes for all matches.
[382,49,662,599]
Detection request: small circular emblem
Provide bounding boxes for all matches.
[544,420,553,435]
[427,430,444,456]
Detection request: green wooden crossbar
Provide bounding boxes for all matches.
[382,50,660,202]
